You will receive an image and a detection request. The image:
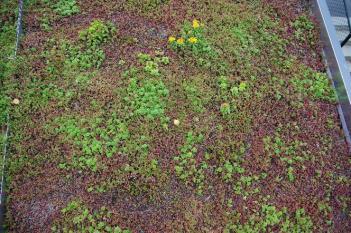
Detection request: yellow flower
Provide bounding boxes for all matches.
[168,36,176,43]
[177,38,185,45]
[193,19,200,29]
[188,37,198,44]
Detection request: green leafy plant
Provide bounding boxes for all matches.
[231,22,254,49]
[121,135,166,195]
[45,20,116,73]
[86,134,163,196]
[12,76,74,111]
[61,42,106,70]
[292,68,336,102]
[137,52,169,76]
[41,83,73,104]
[230,19,266,57]
[174,131,207,194]
[52,200,131,233]
[121,53,170,121]
[125,77,169,120]
[79,20,116,48]
[287,166,295,182]
[39,14,52,31]
[55,114,130,171]
[231,81,248,97]
[233,174,262,197]
[218,75,230,91]
[125,0,169,13]
[225,205,313,233]
[220,102,231,116]
[216,160,245,183]
[216,75,250,108]
[123,156,162,195]
[184,83,205,113]
[318,200,333,225]
[282,208,314,232]
[212,143,248,186]
[53,0,80,17]
[292,15,315,43]
[181,75,214,114]
[263,134,306,182]
[124,59,169,120]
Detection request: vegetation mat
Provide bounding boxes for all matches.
[0,0,350,232]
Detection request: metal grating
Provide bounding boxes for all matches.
[326,0,351,46]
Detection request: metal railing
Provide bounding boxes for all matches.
[313,0,351,147]
[326,0,351,47]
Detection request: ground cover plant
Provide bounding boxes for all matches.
[0,0,350,232]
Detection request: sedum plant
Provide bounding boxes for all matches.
[52,200,131,233]
[53,0,80,17]
[79,20,117,48]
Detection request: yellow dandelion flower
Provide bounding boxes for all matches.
[188,37,198,44]
[177,38,185,45]
[193,19,200,29]
[168,36,176,43]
